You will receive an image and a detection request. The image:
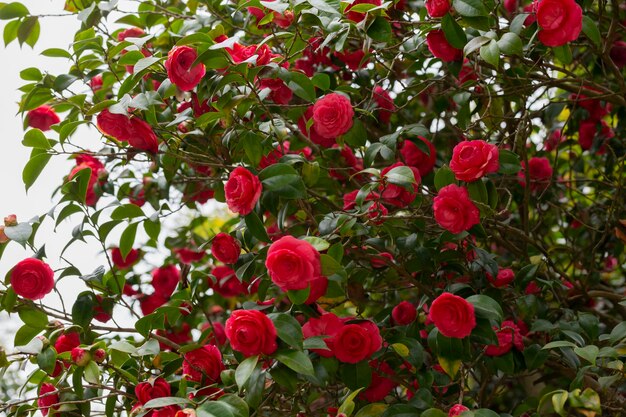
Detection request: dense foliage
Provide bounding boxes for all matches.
[0,0,625,416]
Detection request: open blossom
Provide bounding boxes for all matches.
[265,235,322,291]
[11,258,55,300]
[224,167,262,215]
[312,93,354,140]
[165,46,206,91]
[27,105,60,131]
[225,309,278,356]
[449,140,499,182]
[485,320,524,356]
[535,0,582,47]
[433,184,480,234]
[429,292,476,338]
[426,30,462,62]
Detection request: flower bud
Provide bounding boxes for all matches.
[93,348,107,363]
[0,226,8,244]
[4,214,17,227]
[71,347,92,366]
[175,409,197,417]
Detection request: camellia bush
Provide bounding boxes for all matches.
[0,0,625,416]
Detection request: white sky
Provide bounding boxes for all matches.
[0,0,130,343]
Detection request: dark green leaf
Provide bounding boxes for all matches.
[442,14,467,49]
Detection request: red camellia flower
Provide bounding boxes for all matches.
[449,140,499,182]
[534,0,582,47]
[578,119,613,152]
[399,137,437,176]
[38,383,60,417]
[211,233,241,264]
[379,162,421,207]
[298,107,334,147]
[135,377,171,405]
[302,313,344,357]
[259,78,293,105]
[182,344,225,383]
[485,320,524,356]
[224,167,262,216]
[544,130,565,151]
[518,157,553,191]
[140,293,169,316]
[128,117,159,153]
[174,248,205,264]
[71,347,91,366]
[117,27,145,41]
[428,292,476,338]
[111,248,140,269]
[265,235,322,291]
[433,184,480,234]
[10,258,55,300]
[361,360,396,402]
[90,74,103,92]
[165,46,206,91]
[225,309,278,356]
[449,404,470,416]
[227,43,277,65]
[487,268,515,288]
[392,301,417,325]
[373,86,395,123]
[27,105,60,131]
[333,320,382,364]
[371,252,394,269]
[425,0,451,17]
[335,49,368,72]
[68,154,106,207]
[610,40,626,68]
[210,266,249,297]
[345,0,381,22]
[426,30,463,62]
[312,93,354,140]
[55,332,80,353]
[97,109,134,141]
[151,265,180,297]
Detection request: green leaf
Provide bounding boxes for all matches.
[219,395,250,417]
[3,19,19,45]
[340,360,372,390]
[375,404,420,417]
[14,334,43,354]
[274,350,315,376]
[111,204,145,220]
[23,150,51,191]
[72,291,95,329]
[321,254,342,276]
[119,222,138,259]
[17,16,38,47]
[434,165,456,191]
[84,360,100,384]
[18,308,48,328]
[442,14,467,49]
[367,16,391,43]
[244,212,271,243]
[574,345,599,364]
[383,165,417,189]
[278,70,316,103]
[466,294,503,322]
[269,313,304,350]
[582,15,601,48]
[497,32,523,56]
[463,35,490,56]
[22,129,50,149]
[0,2,29,20]
[41,48,72,58]
[259,163,306,199]
[197,401,236,417]
[552,44,572,64]
[480,39,499,67]
[307,0,341,14]
[467,180,488,205]
[355,404,388,417]
[143,397,190,409]
[542,340,576,349]
[498,149,521,174]
[302,236,330,251]
[37,347,57,374]
[287,287,311,305]
[452,0,487,17]
[235,355,259,390]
